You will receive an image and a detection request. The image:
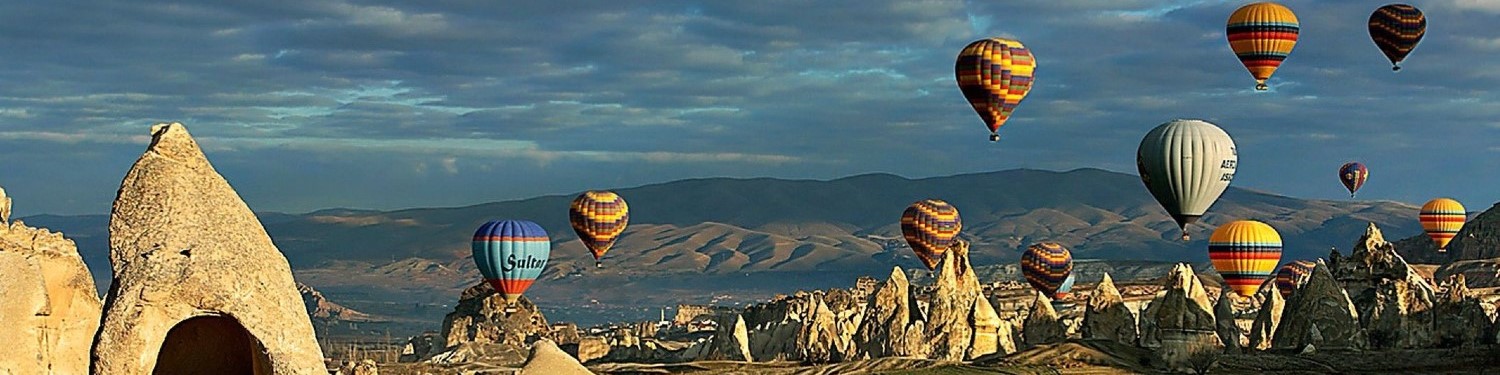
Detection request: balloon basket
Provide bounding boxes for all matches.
[1255,84,1268,91]
[1393,66,1402,72]
[503,306,518,314]
[989,134,1000,142]
[595,261,603,269]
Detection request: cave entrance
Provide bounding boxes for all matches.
[152,315,273,375]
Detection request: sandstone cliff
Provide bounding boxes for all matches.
[0,187,101,375]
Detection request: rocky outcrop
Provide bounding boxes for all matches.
[300,282,375,323]
[923,242,990,361]
[1137,263,1220,372]
[519,339,593,375]
[0,187,102,375]
[1273,261,1363,351]
[405,281,551,362]
[336,360,378,375]
[702,314,752,361]
[741,290,850,362]
[93,123,325,374]
[1432,274,1491,347]
[1082,273,1137,346]
[1214,290,1245,353]
[1023,292,1065,347]
[568,336,610,363]
[1247,283,1284,351]
[969,289,1010,358]
[851,267,914,358]
[1331,223,1436,349]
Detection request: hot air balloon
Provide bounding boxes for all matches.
[1055,273,1077,300]
[1227,2,1300,90]
[1021,242,1074,297]
[1209,220,1283,297]
[1339,162,1369,198]
[1421,198,1466,252]
[472,220,551,311]
[1369,4,1426,71]
[1273,260,1316,299]
[569,190,629,268]
[1137,119,1238,240]
[956,38,1036,141]
[901,199,962,271]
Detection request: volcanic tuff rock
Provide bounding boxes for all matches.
[741,290,851,362]
[1331,223,1436,349]
[851,267,918,358]
[923,243,992,361]
[418,281,551,361]
[1137,263,1220,372]
[299,282,374,323]
[702,314,753,361]
[1215,290,1246,353]
[1433,274,1492,347]
[1273,261,1364,351]
[1082,273,1138,346]
[1022,292,1065,347]
[519,339,593,375]
[93,123,324,374]
[0,187,102,375]
[1247,283,1285,351]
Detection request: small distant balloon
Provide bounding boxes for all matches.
[1339,162,1369,198]
[1420,198,1466,252]
[1021,242,1074,297]
[1272,260,1316,299]
[955,38,1036,141]
[901,199,962,271]
[1369,4,1426,72]
[1226,2,1300,90]
[569,190,629,268]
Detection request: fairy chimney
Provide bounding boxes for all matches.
[91,123,325,374]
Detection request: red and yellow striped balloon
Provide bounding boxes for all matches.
[569,191,629,267]
[1420,198,1465,252]
[900,199,962,271]
[955,38,1036,141]
[1273,260,1316,299]
[1226,2,1299,90]
[1209,220,1282,297]
[1021,242,1074,297]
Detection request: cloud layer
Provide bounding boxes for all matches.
[0,0,1495,215]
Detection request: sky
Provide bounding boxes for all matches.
[0,0,1496,216]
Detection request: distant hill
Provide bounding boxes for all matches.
[20,167,1429,328]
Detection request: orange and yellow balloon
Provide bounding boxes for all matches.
[569,191,629,267]
[1420,198,1466,252]
[900,199,962,270]
[1209,220,1283,297]
[1226,2,1299,91]
[955,38,1036,141]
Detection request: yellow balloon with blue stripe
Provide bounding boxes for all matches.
[1209,220,1282,297]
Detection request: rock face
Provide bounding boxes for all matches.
[1081,273,1137,346]
[923,242,992,361]
[740,290,851,362]
[702,314,752,361]
[337,360,378,375]
[437,282,551,353]
[93,123,325,374]
[969,288,1009,358]
[1273,260,1363,351]
[1247,283,1284,350]
[1432,274,1491,347]
[299,282,374,323]
[1214,290,1245,353]
[1022,292,1065,347]
[0,187,102,375]
[851,267,918,358]
[1137,263,1220,372]
[519,339,593,375]
[1330,223,1436,349]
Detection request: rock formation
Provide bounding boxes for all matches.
[300,282,374,323]
[1247,283,1284,350]
[1214,290,1245,353]
[336,360,378,375]
[701,314,752,361]
[1137,263,1220,372]
[969,289,1009,358]
[922,243,990,361]
[1273,260,1363,351]
[519,339,593,375]
[437,282,551,353]
[852,267,921,358]
[1330,223,1436,349]
[1022,292,1065,347]
[1432,274,1491,347]
[93,123,325,374]
[0,186,102,375]
[740,290,851,362]
[1081,273,1137,346]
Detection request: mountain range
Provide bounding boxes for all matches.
[20,167,1434,328]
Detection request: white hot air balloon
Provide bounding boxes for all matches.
[1136,119,1238,241]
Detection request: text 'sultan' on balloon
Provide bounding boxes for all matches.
[1209,220,1283,297]
[1339,162,1369,198]
[1369,4,1426,71]
[901,199,962,271]
[1420,198,1466,252]
[955,38,1036,142]
[569,190,629,268]
[472,220,551,307]
[1137,119,1238,241]
[1227,2,1299,90]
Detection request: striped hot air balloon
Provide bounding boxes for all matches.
[901,199,962,271]
[1273,260,1316,299]
[1021,242,1074,297]
[472,220,551,308]
[956,38,1036,142]
[1209,220,1283,297]
[1226,2,1300,90]
[1339,162,1369,198]
[1420,198,1466,252]
[1369,4,1426,71]
[569,190,629,268]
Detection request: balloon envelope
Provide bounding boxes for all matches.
[1137,119,1238,240]
[1339,162,1369,198]
[901,199,962,271]
[956,38,1036,141]
[1420,198,1466,252]
[1369,4,1426,71]
[1273,260,1316,299]
[569,190,629,265]
[1209,220,1283,297]
[1021,242,1074,297]
[1227,2,1299,90]
[472,220,551,305]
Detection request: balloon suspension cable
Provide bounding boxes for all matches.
[989,133,1000,142]
[1255,83,1268,91]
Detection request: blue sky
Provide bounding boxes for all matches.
[0,0,1496,216]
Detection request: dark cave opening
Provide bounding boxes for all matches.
[152,315,273,375]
